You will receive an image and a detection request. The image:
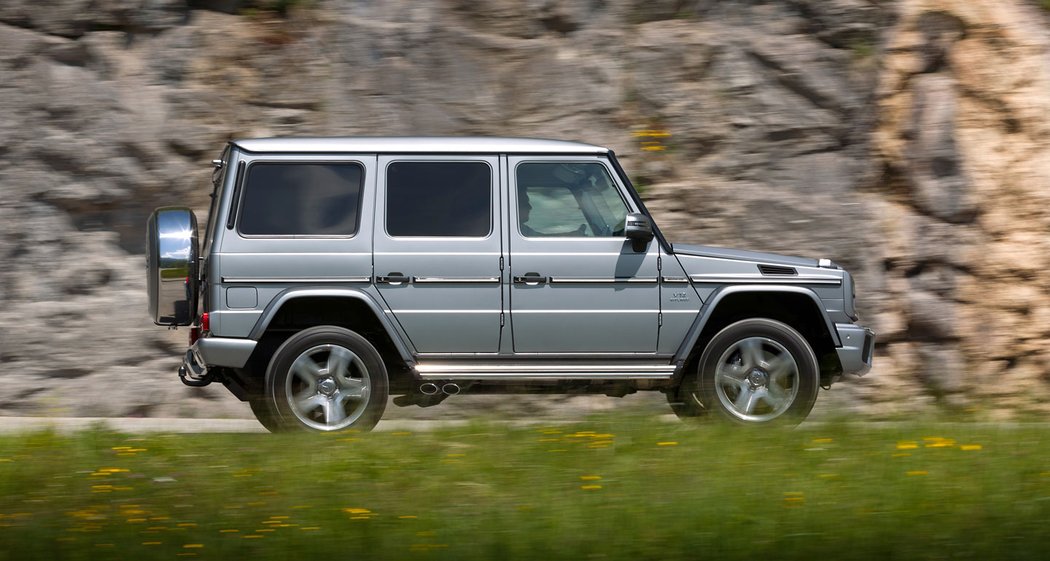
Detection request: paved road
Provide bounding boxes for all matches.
[0,417,478,434]
[1,416,1041,435]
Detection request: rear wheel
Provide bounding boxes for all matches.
[686,319,819,425]
[248,397,282,433]
[265,326,388,432]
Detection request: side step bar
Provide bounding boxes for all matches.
[414,363,677,381]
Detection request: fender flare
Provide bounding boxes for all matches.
[247,287,415,364]
[672,284,840,364]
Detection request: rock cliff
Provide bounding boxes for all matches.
[0,0,1047,419]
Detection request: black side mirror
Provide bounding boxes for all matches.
[624,212,654,251]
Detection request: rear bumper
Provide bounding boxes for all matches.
[180,336,258,380]
[834,324,875,376]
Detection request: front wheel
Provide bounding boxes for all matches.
[688,319,819,425]
[264,326,388,432]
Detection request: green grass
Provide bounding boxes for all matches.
[1,416,1048,560]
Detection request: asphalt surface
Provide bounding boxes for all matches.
[1,416,1041,434]
[0,417,477,434]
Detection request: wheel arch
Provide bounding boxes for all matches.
[237,289,415,394]
[673,285,842,386]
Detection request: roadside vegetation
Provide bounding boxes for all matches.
[0,415,1047,560]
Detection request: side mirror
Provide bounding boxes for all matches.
[624,212,654,251]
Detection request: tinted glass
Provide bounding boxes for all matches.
[238,163,362,236]
[387,161,491,237]
[517,162,628,237]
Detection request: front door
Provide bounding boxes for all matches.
[374,156,503,354]
[508,157,660,354]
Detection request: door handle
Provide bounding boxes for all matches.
[376,272,411,285]
[513,272,547,286]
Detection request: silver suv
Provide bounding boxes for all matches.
[147,137,874,431]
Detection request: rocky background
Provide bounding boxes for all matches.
[0,0,1047,420]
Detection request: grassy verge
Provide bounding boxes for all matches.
[0,416,1047,560]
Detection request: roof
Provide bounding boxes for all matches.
[232,136,610,155]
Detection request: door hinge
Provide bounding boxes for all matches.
[500,312,505,327]
[499,256,504,270]
[658,312,663,327]
[657,255,662,271]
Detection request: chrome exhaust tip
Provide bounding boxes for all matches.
[419,382,440,396]
[441,383,460,396]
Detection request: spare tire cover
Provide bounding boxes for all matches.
[147,207,199,326]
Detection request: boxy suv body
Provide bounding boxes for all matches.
[147,137,874,431]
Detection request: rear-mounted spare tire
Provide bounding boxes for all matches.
[147,207,199,326]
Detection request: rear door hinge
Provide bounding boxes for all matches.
[658,312,663,327]
[500,312,505,327]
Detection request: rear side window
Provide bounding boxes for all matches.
[386,161,492,237]
[238,163,363,236]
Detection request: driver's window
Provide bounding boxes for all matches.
[516,162,629,238]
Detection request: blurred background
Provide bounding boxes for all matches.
[0,0,1047,421]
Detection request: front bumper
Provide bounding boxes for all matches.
[834,324,875,376]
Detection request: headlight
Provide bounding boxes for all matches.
[843,270,858,320]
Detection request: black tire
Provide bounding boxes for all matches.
[692,319,819,426]
[248,397,282,433]
[264,326,388,432]
[666,389,706,418]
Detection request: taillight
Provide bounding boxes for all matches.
[189,313,208,346]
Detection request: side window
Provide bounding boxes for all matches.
[386,161,492,237]
[516,162,629,237]
[238,162,363,236]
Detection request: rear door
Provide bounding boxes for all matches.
[373,156,503,354]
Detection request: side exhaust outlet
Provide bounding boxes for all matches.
[441,383,460,396]
[419,382,440,396]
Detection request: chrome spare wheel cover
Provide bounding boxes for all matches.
[714,336,799,422]
[285,344,371,431]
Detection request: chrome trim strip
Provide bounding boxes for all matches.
[660,277,690,283]
[218,252,371,257]
[512,309,659,314]
[417,364,675,373]
[514,252,628,256]
[548,277,659,284]
[390,310,501,314]
[413,277,501,284]
[415,363,676,380]
[418,372,674,381]
[222,277,372,284]
[689,274,842,286]
[373,252,501,256]
[417,352,670,358]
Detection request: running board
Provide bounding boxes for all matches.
[414,363,677,381]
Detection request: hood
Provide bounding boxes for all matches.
[671,244,821,268]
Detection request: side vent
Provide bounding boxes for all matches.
[757,264,797,276]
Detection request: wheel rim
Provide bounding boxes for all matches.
[713,336,799,422]
[284,344,371,431]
